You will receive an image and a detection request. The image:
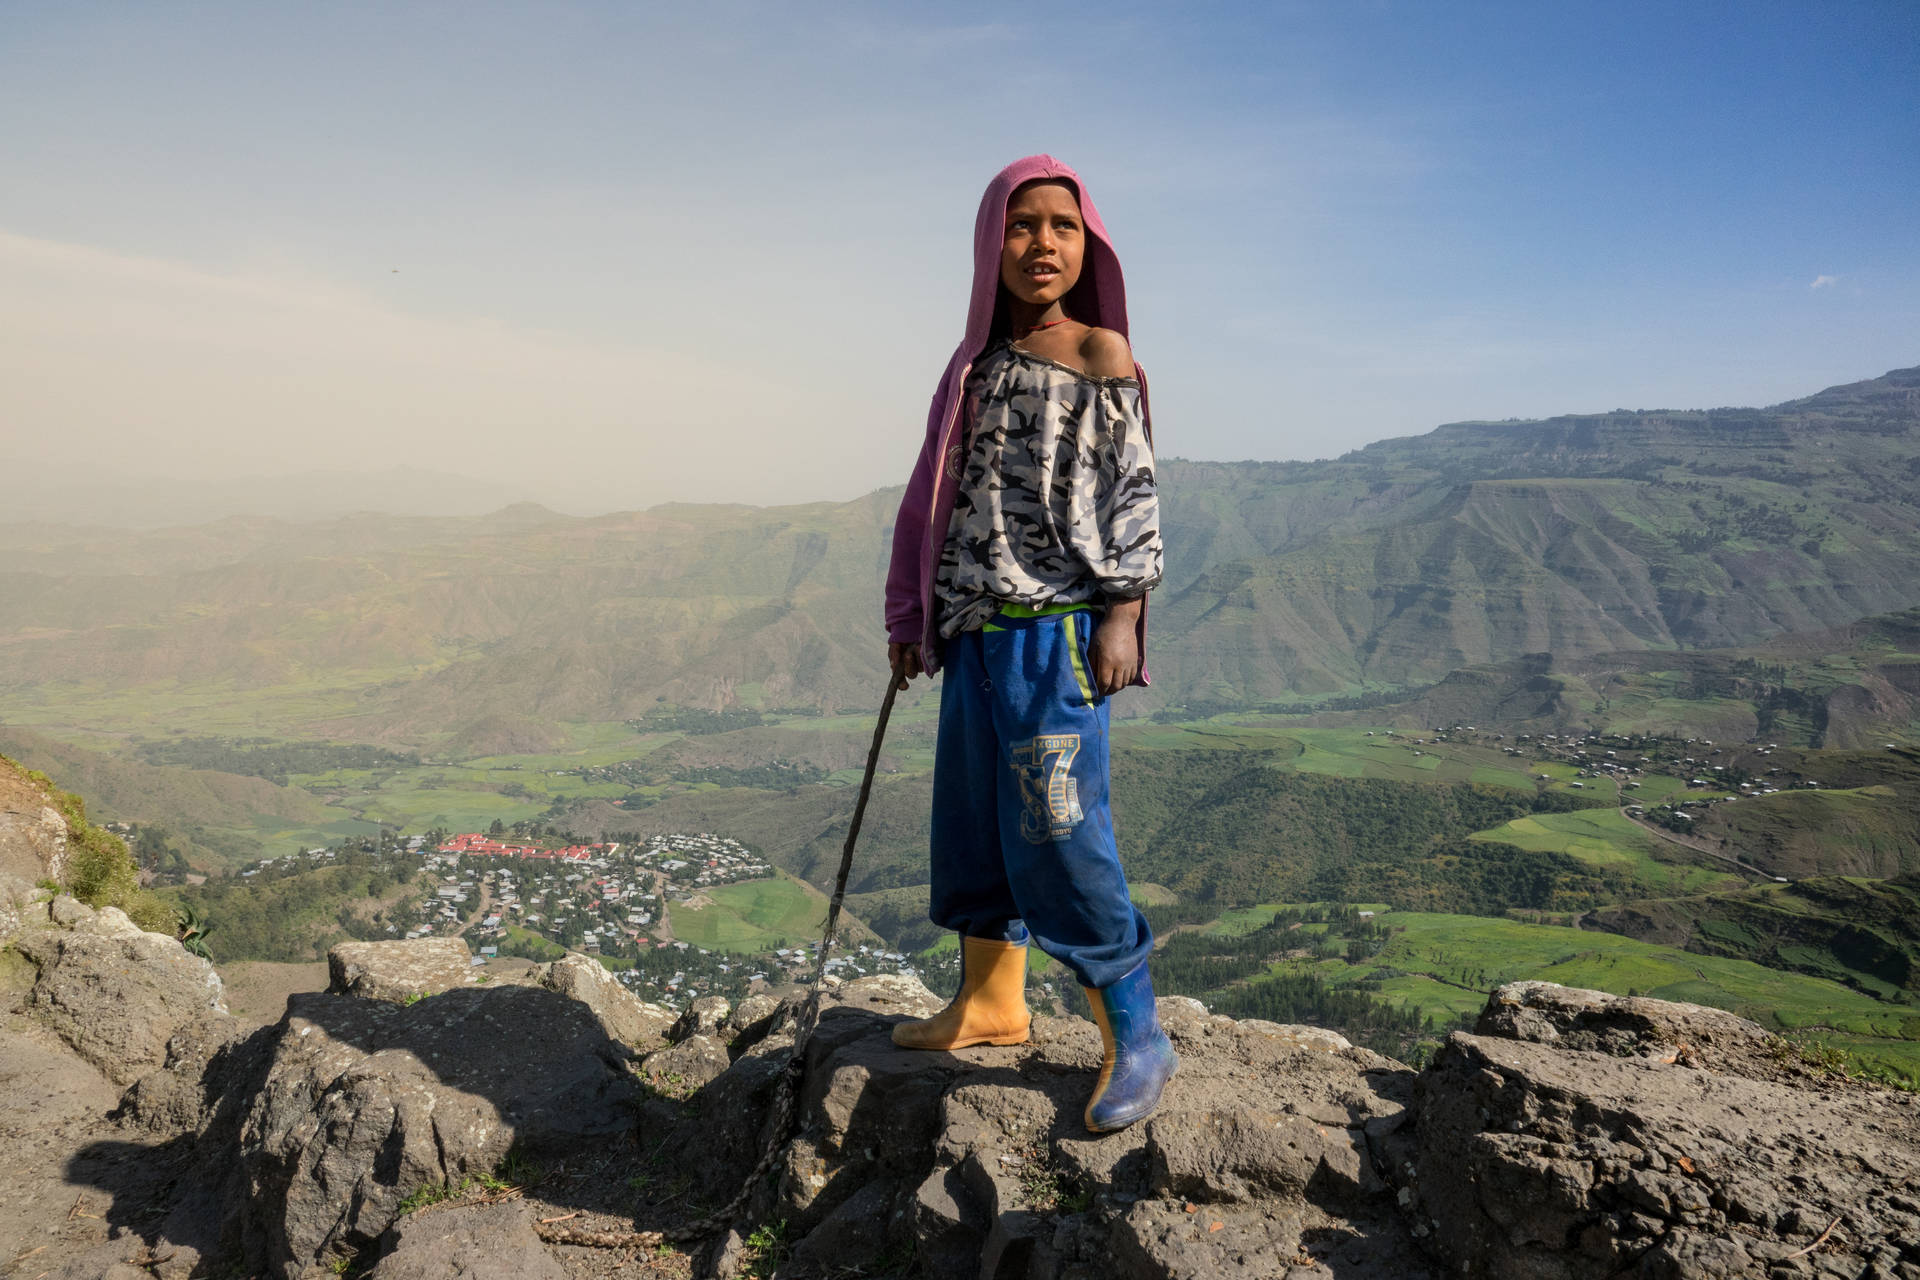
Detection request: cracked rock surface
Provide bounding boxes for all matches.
[3,935,1917,1280]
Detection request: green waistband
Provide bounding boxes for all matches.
[1000,600,1092,619]
[980,600,1093,633]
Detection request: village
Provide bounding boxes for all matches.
[386,830,928,1009]
[1380,724,1838,821]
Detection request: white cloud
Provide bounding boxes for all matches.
[1809,274,1838,290]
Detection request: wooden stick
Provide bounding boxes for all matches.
[1781,1215,1843,1260]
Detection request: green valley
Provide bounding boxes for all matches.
[5,361,1920,1076]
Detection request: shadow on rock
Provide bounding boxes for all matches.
[54,938,684,1279]
[29,924,1920,1280]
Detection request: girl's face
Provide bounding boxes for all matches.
[999,180,1085,310]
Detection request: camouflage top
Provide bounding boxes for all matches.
[934,340,1162,638]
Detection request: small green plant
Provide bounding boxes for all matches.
[174,902,216,961]
[637,1068,695,1102]
[1017,1156,1062,1210]
[493,1146,543,1187]
[1014,1149,1091,1214]
[740,1219,790,1278]
[395,1180,459,1214]
[402,992,426,1007]
[395,1165,520,1215]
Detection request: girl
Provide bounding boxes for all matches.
[883,155,1175,1133]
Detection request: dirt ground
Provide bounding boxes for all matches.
[216,961,329,1025]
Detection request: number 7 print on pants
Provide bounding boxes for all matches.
[1012,733,1083,843]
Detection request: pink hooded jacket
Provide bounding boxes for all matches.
[884,154,1153,683]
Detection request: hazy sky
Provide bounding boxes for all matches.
[4,1,1917,516]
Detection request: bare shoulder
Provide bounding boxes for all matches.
[1078,326,1135,379]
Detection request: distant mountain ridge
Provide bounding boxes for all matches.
[1,364,1916,744]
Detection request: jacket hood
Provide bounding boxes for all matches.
[960,154,1130,360]
[884,154,1151,685]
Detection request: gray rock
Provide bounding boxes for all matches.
[910,1165,988,1278]
[115,1010,257,1136]
[830,972,947,1019]
[638,1033,732,1095]
[773,1006,950,1229]
[18,915,1919,1280]
[365,1199,569,1280]
[0,870,38,946]
[1407,1007,1920,1280]
[745,979,1419,1279]
[0,801,68,886]
[537,953,673,1049]
[327,938,479,1003]
[727,991,785,1032]
[667,993,731,1043]
[1145,1107,1374,1205]
[237,985,642,1273]
[782,1180,897,1277]
[13,904,227,1085]
[1478,980,1779,1072]
[1108,1198,1309,1280]
[724,991,800,1060]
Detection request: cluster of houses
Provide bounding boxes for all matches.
[435,832,606,861]
[361,829,935,1010]
[1411,728,1836,855]
[613,937,937,1010]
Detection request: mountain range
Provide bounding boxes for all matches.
[2,364,1916,748]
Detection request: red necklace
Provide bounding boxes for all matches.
[1013,317,1072,340]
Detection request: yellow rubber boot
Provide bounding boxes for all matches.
[891,935,1032,1049]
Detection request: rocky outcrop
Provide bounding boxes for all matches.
[5,935,1918,1280]
[539,951,675,1048]
[0,870,37,946]
[236,985,647,1272]
[327,937,483,1002]
[1403,982,1920,1280]
[0,801,68,887]
[10,892,225,1085]
[366,1200,572,1280]
[0,757,71,887]
[737,991,1429,1280]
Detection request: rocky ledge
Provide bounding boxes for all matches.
[3,888,1917,1280]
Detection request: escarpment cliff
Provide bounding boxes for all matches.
[2,893,1917,1280]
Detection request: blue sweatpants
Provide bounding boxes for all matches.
[928,609,1154,991]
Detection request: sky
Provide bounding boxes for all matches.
[3,1,1917,518]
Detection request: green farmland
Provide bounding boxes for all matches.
[668,875,834,953]
[1177,907,1920,1085]
[1468,808,1742,894]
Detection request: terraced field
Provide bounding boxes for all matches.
[1468,809,1742,894]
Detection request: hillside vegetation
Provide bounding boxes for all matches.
[1593,874,1920,1001]
[0,753,173,932]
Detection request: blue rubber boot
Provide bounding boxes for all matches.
[1082,960,1178,1133]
